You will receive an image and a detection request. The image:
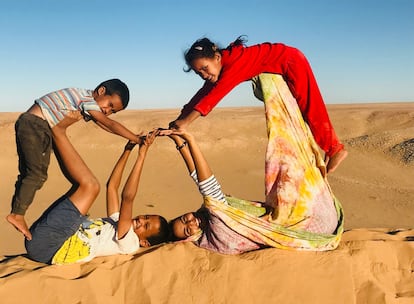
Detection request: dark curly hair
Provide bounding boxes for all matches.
[147,215,171,246]
[94,78,130,109]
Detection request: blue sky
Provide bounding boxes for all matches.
[0,0,413,112]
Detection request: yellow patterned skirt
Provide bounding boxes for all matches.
[204,73,343,251]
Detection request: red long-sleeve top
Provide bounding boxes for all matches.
[180,43,343,157]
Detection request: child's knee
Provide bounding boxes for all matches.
[82,177,100,197]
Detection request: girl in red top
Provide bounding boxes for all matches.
[169,36,347,174]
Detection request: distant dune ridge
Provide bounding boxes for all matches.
[0,103,413,303]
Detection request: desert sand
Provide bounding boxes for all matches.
[0,103,413,303]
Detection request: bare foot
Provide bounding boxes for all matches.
[6,214,32,240]
[325,148,348,174]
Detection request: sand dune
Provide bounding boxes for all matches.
[1,103,413,303]
[1,228,414,304]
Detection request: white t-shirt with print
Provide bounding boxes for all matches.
[52,212,140,265]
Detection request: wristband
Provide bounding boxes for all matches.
[176,141,187,150]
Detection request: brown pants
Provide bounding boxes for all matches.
[11,112,52,215]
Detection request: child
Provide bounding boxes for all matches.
[7,79,141,241]
[164,73,343,253]
[25,115,170,264]
[169,36,347,174]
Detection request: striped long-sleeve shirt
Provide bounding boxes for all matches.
[190,171,226,203]
[35,88,102,127]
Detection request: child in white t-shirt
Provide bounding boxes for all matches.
[25,114,169,264]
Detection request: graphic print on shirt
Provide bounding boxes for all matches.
[51,219,106,264]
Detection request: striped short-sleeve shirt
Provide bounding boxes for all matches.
[35,88,102,127]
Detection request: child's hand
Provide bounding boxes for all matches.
[160,129,194,150]
[161,128,192,140]
[169,119,187,132]
[139,129,159,148]
[56,111,82,129]
[158,129,174,137]
[155,129,184,147]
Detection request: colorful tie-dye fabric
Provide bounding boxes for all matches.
[203,73,343,251]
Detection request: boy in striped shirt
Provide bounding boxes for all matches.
[7,79,140,241]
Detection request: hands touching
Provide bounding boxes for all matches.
[122,125,194,156]
[159,126,193,141]
[140,128,159,147]
[124,128,163,152]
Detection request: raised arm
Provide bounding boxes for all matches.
[117,130,158,239]
[169,135,195,174]
[182,132,213,182]
[163,130,212,182]
[165,130,227,205]
[169,82,214,131]
[106,141,137,217]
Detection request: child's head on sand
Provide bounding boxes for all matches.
[133,214,170,247]
[93,79,130,116]
[169,210,209,241]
